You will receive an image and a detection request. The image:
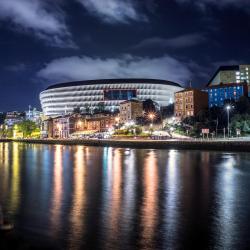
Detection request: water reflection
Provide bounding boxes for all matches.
[122,149,136,234]
[68,146,86,249]
[141,150,159,249]
[50,145,63,235]
[164,150,181,249]
[215,153,238,249]
[102,148,123,248]
[10,143,21,212]
[0,143,10,200]
[0,143,250,249]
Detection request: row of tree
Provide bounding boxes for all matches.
[0,120,40,138]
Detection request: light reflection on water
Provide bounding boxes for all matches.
[50,145,63,236]
[1,143,250,249]
[140,150,158,249]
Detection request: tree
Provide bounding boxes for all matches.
[242,121,250,133]
[16,120,39,138]
[0,113,6,125]
[73,107,81,114]
[143,99,158,113]
[161,104,174,119]
[97,102,105,112]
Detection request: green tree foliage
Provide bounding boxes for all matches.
[73,107,81,114]
[0,127,12,138]
[230,114,250,134]
[16,120,40,138]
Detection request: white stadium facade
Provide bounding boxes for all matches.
[40,78,183,117]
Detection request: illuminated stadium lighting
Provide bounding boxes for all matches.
[40,78,183,117]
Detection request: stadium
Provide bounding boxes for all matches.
[40,78,183,117]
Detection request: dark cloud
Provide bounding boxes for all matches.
[76,0,147,23]
[132,33,206,50]
[175,0,250,10]
[0,0,76,48]
[37,54,194,85]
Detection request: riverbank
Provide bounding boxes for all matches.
[0,138,249,152]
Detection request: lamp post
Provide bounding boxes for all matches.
[115,116,120,126]
[226,105,231,138]
[148,113,155,136]
[148,113,155,127]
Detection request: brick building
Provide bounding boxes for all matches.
[86,115,115,132]
[119,99,143,124]
[174,88,208,120]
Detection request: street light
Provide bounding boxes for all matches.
[148,112,155,127]
[115,116,119,124]
[225,105,231,138]
[77,120,82,129]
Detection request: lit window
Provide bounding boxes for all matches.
[236,72,240,75]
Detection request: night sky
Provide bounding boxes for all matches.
[0,0,250,111]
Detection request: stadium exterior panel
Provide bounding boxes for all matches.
[40,79,183,117]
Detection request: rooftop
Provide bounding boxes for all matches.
[175,87,204,94]
[207,65,240,86]
[45,78,182,90]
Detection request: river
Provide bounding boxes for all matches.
[0,142,250,249]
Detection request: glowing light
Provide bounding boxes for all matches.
[57,123,61,130]
[141,150,158,245]
[69,146,86,248]
[148,113,155,121]
[77,120,82,127]
[50,145,63,235]
[10,143,20,212]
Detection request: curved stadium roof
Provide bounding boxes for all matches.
[45,78,182,90]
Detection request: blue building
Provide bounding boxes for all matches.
[206,83,248,108]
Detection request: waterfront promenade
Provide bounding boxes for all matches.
[1,137,250,152]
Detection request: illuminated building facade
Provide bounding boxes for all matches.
[206,83,248,108]
[119,99,143,124]
[44,113,117,138]
[4,111,25,127]
[174,88,208,119]
[208,65,250,86]
[40,79,182,117]
[41,118,53,138]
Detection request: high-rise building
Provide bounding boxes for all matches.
[206,83,248,108]
[25,106,42,125]
[174,88,208,119]
[208,65,250,86]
